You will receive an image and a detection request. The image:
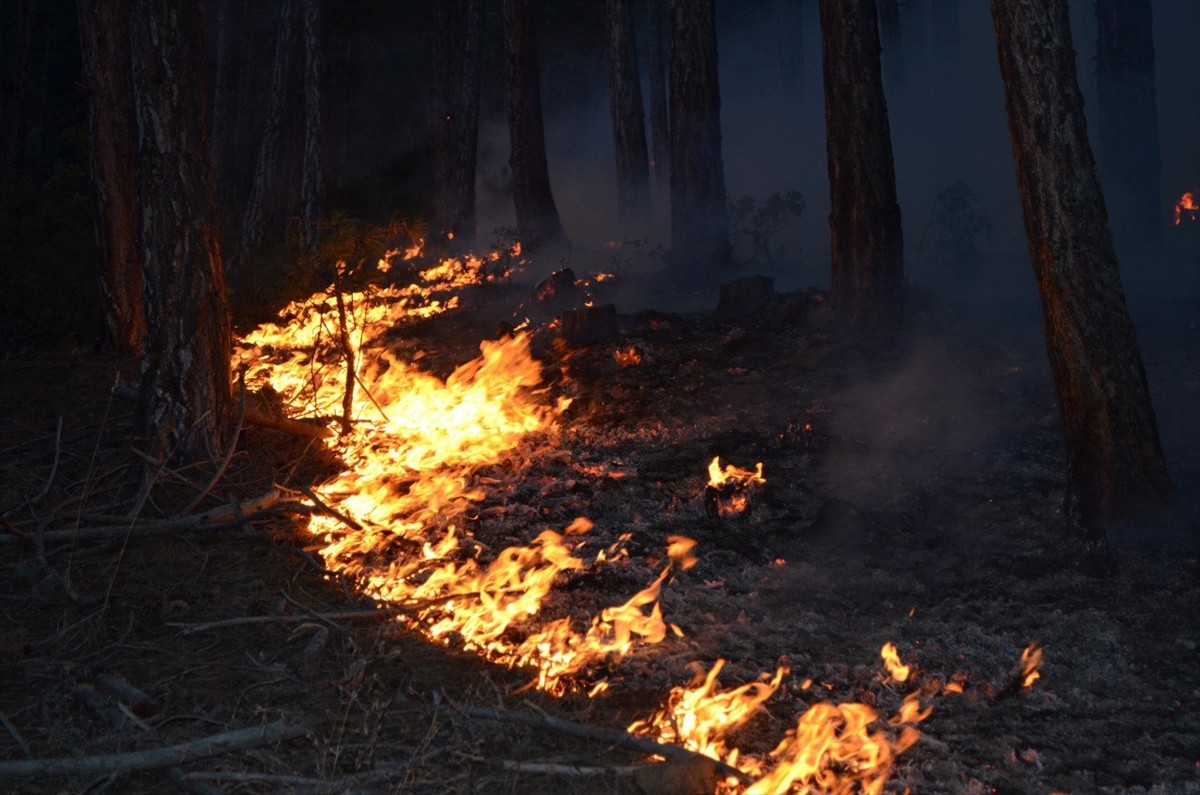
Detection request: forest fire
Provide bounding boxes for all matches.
[705,456,767,518]
[1175,190,1199,225]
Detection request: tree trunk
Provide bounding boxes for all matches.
[130,0,232,463]
[820,0,905,329]
[1095,0,1162,245]
[645,0,669,183]
[991,0,1179,547]
[79,0,146,355]
[433,0,483,244]
[300,0,326,251]
[667,0,730,278]
[502,0,565,248]
[237,0,296,266]
[606,0,651,235]
[210,0,241,239]
[878,0,904,93]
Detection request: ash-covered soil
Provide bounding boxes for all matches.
[1,285,1197,794]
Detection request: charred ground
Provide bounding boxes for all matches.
[1,281,1197,794]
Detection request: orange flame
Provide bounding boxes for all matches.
[708,457,765,488]
[880,642,910,684]
[1020,642,1042,689]
[1175,191,1199,225]
[614,345,642,367]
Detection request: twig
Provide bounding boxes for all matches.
[179,371,247,517]
[0,711,31,759]
[298,484,362,531]
[0,716,320,781]
[167,606,406,636]
[93,671,160,718]
[26,416,63,506]
[501,760,642,776]
[461,706,751,784]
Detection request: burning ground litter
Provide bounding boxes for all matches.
[0,241,1197,793]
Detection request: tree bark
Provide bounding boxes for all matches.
[502,0,565,248]
[820,0,905,329]
[433,0,483,244]
[667,0,730,278]
[300,0,326,251]
[130,0,232,463]
[1095,0,1162,244]
[236,0,297,266]
[79,0,146,354]
[606,0,651,235]
[991,0,1179,546]
[645,0,669,183]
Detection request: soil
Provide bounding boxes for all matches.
[1,282,1197,795]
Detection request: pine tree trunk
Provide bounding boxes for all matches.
[433,0,483,244]
[300,0,325,251]
[130,0,232,463]
[606,0,651,234]
[502,0,565,247]
[991,0,1179,546]
[667,0,730,278]
[820,0,905,329]
[1095,0,1162,244]
[645,0,669,183]
[237,0,296,265]
[878,0,904,93]
[79,0,146,354]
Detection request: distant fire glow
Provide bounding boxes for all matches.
[1175,191,1199,225]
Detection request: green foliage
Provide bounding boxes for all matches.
[728,190,806,266]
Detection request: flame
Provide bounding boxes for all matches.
[880,642,910,684]
[1020,642,1042,689]
[708,457,765,489]
[1175,191,1199,225]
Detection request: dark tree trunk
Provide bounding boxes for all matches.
[1095,0,1162,244]
[433,0,483,243]
[4,0,35,171]
[237,0,296,265]
[878,0,904,93]
[820,0,905,329]
[502,0,565,247]
[991,0,1180,547]
[300,0,325,250]
[667,0,730,278]
[130,0,232,463]
[645,0,669,182]
[79,0,146,355]
[606,0,651,234]
[210,0,242,238]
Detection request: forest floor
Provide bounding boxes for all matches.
[1,278,1198,795]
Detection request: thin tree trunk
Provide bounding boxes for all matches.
[237,0,297,266]
[502,0,565,248]
[1095,0,1162,244]
[4,0,35,171]
[667,0,730,278]
[645,0,669,183]
[300,0,326,250]
[820,0,905,329]
[606,0,651,234]
[878,0,904,93]
[991,0,1180,548]
[79,0,146,355]
[130,0,232,463]
[433,0,483,244]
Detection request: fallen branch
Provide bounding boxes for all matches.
[0,490,289,547]
[298,484,362,531]
[461,706,751,785]
[0,716,320,780]
[501,760,641,776]
[167,606,406,636]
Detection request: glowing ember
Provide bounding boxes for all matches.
[880,642,911,684]
[1020,642,1043,689]
[613,345,642,367]
[705,457,766,518]
[1175,191,1199,225]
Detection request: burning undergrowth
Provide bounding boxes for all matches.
[227,240,1061,792]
